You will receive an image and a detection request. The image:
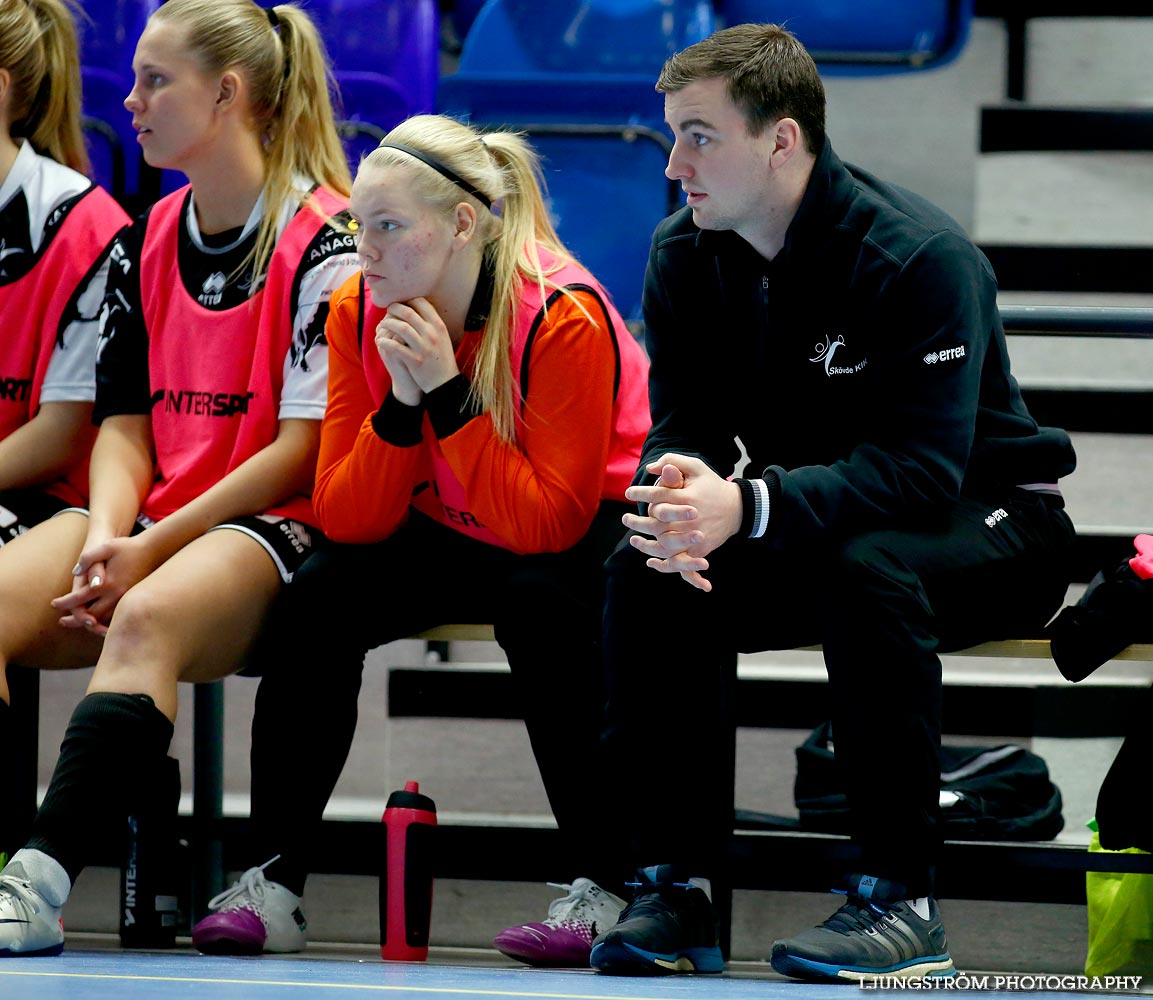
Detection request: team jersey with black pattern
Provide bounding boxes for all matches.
[94,182,358,522]
[0,139,130,504]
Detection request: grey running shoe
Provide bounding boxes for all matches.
[771,874,955,982]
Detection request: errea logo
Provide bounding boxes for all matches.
[199,271,227,306]
[924,345,966,365]
[985,508,1009,528]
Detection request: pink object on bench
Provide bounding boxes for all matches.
[1130,533,1153,580]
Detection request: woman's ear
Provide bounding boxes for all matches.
[216,69,242,111]
[453,201,479,245]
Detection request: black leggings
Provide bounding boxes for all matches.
[250,505,629,896]
[601,488,1076,896]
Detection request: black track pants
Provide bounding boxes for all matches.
[250,506,629,896]
[601,489,1075,896]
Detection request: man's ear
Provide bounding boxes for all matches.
[768,117,804,169]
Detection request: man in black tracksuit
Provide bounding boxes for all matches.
[588,24,1077,981]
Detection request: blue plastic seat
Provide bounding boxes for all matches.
[438,0,713,318]
[334,71,411,169]
[307,0,439,169]
[440,0,714,128]
[75,0,156,74]
[446,0,488,48]
[716,0,973,74]
[81,67,131,198]
[530,126,678,323]
[77,0,158,199]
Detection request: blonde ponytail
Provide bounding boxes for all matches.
[152,0,351,278]
[1,0,89,173]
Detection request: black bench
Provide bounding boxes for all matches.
[11,303,1153,935]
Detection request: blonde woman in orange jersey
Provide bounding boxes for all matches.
[192,114,651,956]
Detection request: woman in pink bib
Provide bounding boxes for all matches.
[0,0,129,864]
[0,0,358,958]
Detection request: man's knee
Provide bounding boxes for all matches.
[833,533,910,588]
[605,534,688,603]
[605,531,644,579]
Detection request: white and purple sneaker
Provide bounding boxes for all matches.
[494,878,625,967]
[192,858,306,955]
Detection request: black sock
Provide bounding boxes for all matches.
[27,692,174,885]
[0,697,13,855]
[250,654,364,897]
[1,690,39,858]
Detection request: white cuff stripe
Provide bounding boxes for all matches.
[750,478,770,538]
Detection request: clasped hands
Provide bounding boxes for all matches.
[375,297,459,407]
[50,533,159,635]
[622,454,742,592]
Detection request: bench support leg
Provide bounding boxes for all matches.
[191,682,226,919]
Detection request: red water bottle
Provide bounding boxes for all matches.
[380,780,437,961]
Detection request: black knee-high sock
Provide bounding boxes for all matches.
[27,692,174,886]
[249,655,364,897]
[0,697,16,857]
[3,671,43,858]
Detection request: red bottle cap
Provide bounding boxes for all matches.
[385,782,436,814]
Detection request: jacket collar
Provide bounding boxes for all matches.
[694,136,853,265]
[464,248,496,332]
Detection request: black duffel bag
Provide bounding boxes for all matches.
[795,721,1064,841]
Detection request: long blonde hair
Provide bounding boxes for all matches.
[362,115,580,443]
[0,0,88,173]
[150,0,351,277]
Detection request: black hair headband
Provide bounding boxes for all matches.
[377,142,493,209]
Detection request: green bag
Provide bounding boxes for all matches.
[1085,828,1153,975]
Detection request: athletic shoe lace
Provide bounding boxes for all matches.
[618,886,682,923]
[0,874,44,920]
[542,881,601,927]
[206,856,281,915]
[821,891,889,936]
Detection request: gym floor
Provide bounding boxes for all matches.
[0,941,1145,1000]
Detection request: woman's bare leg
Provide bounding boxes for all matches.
[0,512,105,704]
[88,528,282,719]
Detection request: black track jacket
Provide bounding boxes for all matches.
[639,140,1077,548]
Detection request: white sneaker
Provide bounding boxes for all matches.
[0,870,65,957]
[191,857,307,954]
[494,877,626,967]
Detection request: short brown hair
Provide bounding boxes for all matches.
[657,23,826,154]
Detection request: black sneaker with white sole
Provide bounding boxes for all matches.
[590,865,723,975]
[770,874,955,982]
